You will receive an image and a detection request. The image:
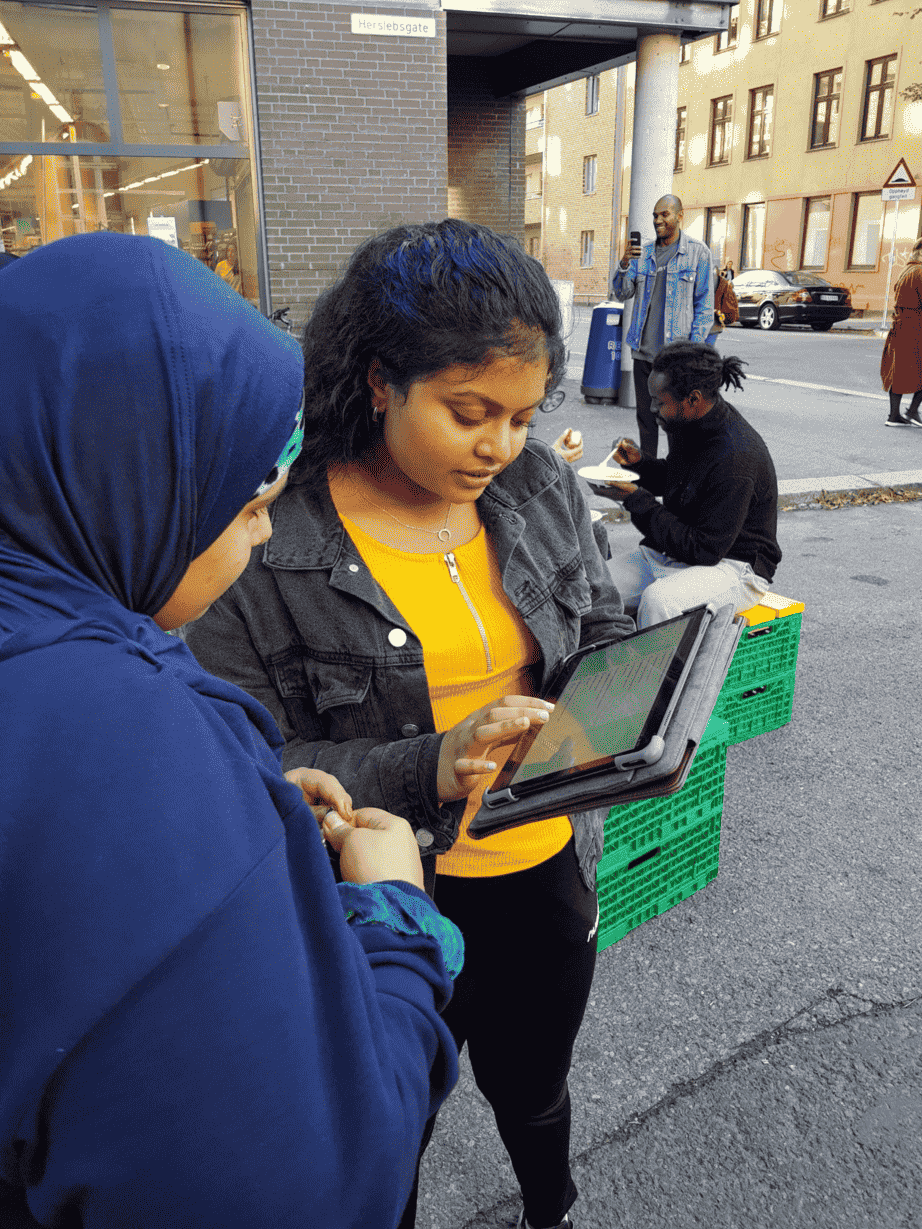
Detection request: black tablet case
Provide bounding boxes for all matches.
[468,602,745,839]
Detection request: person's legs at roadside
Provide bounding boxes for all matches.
[886,391,910,426]
[636,554,768,628]
[432,843,598,1229]
[631,358,658,457]
[905,390,922,426]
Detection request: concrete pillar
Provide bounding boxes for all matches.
[619,30,680,407]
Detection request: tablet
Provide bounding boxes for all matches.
[481,607,711,806]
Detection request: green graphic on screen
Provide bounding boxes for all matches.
[509,621,686,785]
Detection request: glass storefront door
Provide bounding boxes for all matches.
[0,0,262,304]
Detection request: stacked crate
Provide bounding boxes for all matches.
[596,597,804,953]
[596,716,730,953]
[712,596,804,745]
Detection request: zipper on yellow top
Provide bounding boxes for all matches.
[443,551,493,673]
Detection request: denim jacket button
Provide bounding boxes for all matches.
[348,564,359,573]
[416,829,435,848]
[401,723,420,738]
[388,627,408,647]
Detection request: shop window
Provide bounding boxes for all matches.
[580,230,594,268]
[747,86,773,158]
[583,155,597,195]
[848,193,882,268]
[801,197,831,267]
[674,107,686,173]
[706,207,727,264]
[741,202,766,269]
[715,6,739,51]
[709,96,733,165]
[860,55,897,141]
[755,0,782,38]
[810,70,842,148]
[0,1,262,304]
[586,75,599,116]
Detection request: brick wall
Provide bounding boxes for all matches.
[250,0,447,318]
[446,59,525,237]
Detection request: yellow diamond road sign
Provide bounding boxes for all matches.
[883,159,915,188]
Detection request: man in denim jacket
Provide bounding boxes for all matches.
[612,196,714,457]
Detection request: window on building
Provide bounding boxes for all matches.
[747,86,774,158]
[679,41,690,64]
[583,155,597,194]
[586,75,600,116]
[0,1,262,302]
[709,96,733,165]
[580,230,594,268]
[860,55,897,140]
[848,193,883,267]
[715,5,739,51]
[741,202,766,268]
[525,102,544,128]
[820,0,849,17]
[674,107,687,173]
[706,208,727,264]
[525,166,542,198]
[811,70,843,148]
[755,0,782,38]
[801,197,832,267]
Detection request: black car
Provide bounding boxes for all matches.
[733,269,852,331]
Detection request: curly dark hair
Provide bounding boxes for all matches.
[651,341,747,402]
[294,219,566,480]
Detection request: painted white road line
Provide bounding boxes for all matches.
[747,374,887,400]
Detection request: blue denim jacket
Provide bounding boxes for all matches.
[185,440,634,887]
[612,230,714,351]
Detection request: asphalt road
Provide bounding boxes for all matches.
[414,323,922,1229]
[527,317,922,491]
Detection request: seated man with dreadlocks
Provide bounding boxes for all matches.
[596,341,781,629]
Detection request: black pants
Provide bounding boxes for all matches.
[399,839,598,1229]
[631,357,658,458]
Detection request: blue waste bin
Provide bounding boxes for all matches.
[581,301,623,404]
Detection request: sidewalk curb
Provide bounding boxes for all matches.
[777,482,922,511]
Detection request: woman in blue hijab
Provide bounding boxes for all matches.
[0,233,461,1229]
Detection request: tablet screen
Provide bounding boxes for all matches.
[501,611,702,794]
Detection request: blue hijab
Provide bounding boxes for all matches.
[0,232,301,650]
[0,231,306,1158]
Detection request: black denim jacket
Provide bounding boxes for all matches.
[185,439,634,886]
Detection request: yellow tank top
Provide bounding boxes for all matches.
[341,517,572,877]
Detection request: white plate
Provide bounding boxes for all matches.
[578,464,640,483]
[590,509,603,522]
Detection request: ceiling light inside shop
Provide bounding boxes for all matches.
[0,20,14,45]
[8,49,39,81]
[50,104,73,123]
[156,63,170,70]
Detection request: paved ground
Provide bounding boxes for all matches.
[414,333,922,1229]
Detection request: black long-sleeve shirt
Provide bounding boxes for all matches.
[622,395,781,583]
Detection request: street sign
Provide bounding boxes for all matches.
[883,158,916,188]
[882,185,915,201]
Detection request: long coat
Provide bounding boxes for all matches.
[881,262,922,393]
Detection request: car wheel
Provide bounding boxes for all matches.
[810,321,834,332]
[758,302,780,331]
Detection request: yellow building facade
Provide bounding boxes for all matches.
[527,0,922,314]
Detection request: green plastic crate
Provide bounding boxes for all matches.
[713,668,797,745]
[725,612,803,691]
[596,814,721,953]
[602,716,729,864]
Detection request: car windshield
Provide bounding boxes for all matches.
[783,273,832,287]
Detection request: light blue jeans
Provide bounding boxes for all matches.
[609,545,768,629]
